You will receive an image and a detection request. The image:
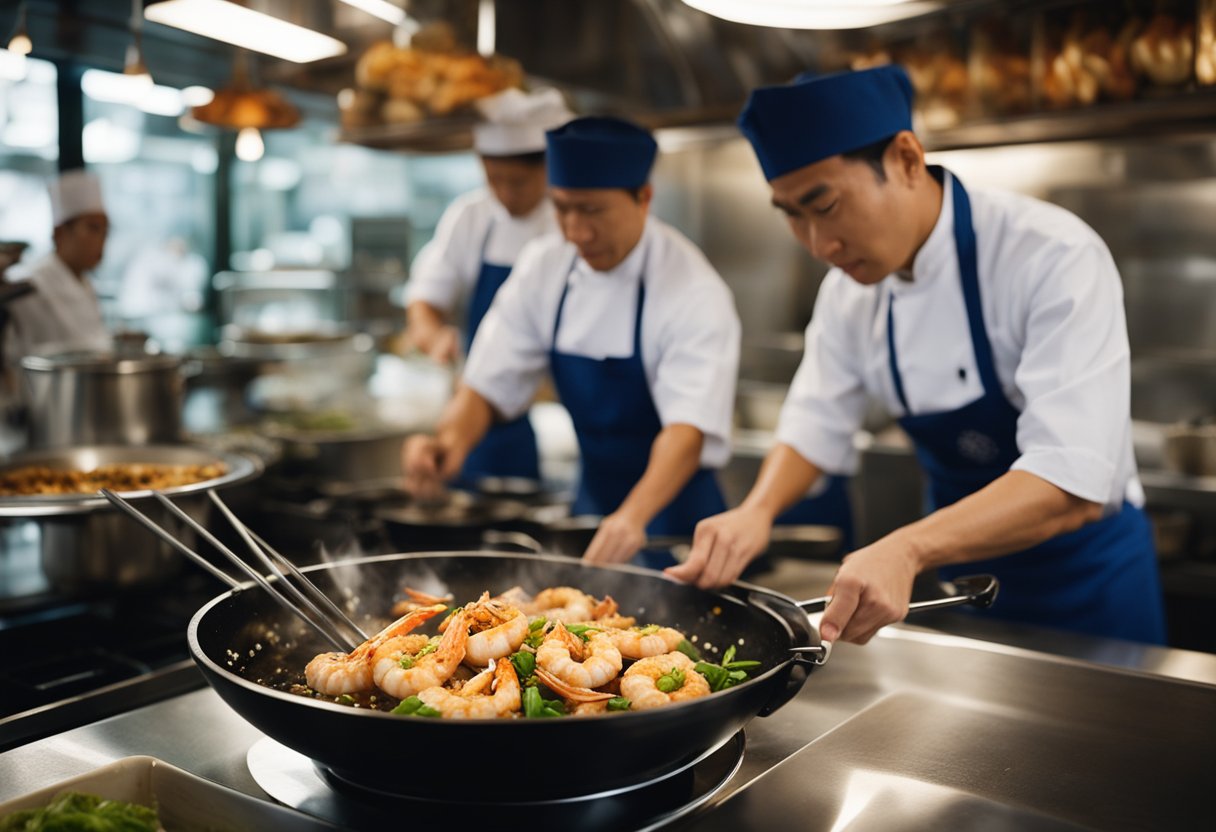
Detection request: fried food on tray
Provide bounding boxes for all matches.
[0,462,226,496]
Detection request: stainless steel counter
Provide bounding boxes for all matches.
[3,620,1214,831]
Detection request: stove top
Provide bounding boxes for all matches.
[247,733,745,831]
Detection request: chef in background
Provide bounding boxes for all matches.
[404,116,740,568]
[671,65,1165,645]
[3,169,112,368]
[404,87,572,485]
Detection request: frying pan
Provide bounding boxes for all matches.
[188,552,995,802]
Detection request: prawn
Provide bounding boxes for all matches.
[463,594,529,667]
[416,658,521,719]
[535,622,622,690]
[601,624,687,659]
[534,666,614,703]
[304,603,446,696]
[373,609,470,699]
[620,652,710,710]
[391,586,454,617]
[526,586,595,623]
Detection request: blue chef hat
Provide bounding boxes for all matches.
[737,64,915,181]
[546,116,658,189]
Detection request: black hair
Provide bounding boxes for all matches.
[482,150,546,166]
[841,134,896,182]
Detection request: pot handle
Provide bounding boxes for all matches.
[480,529,544,553]
[795,573,999,615]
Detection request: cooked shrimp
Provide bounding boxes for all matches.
[492,585,534,608]
[620,652,710,710]
[373,609,470,699]
[601,624,687,659]
[304,603,446,696]
[527,587,595,623]
[569,700,611,717]
[390,586,454,616]
[464,596,529,667]
[535,622,622,689]
[534,666,614,703]
[417,658,521,719]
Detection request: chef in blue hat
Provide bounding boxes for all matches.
[670,65,1165,645]
[403,88,572,486]
[404,116,740,568]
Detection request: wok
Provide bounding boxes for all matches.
[188,552,996,802]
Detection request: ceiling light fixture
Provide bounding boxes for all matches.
[679,0,942,30]
[337,0,406,26]
[145,0,347,63]
[7,1,32,55]
[477,0,496,58]
[190,50,301,163]
[124,0,153,90]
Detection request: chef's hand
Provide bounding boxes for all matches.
[664,506,773,589]
[582,511,648,565]
[818,539,919,644]
[423,325,461,366]
[401,434,465,501]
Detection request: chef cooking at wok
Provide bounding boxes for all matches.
[2,169,112,372]
[404,87,573,486]
[403,116,741,569]
[669,65,1166,646]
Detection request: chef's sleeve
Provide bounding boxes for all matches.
[1009,240,1128,504]
[774,274,869,475]
[650,280,740,468]
[461,243,548,420]
[404,200,474,312]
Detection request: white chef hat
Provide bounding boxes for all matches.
[473,87,573,157]
[49,169,107,227]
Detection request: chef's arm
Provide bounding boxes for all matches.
[819,470,1102,643]
[401,385,495,497]
[666,443,824,586]
[405,301,459,364]
[581,424,704,564]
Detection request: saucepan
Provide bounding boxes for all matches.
[187,551,997,802]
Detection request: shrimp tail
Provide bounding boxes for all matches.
[535,666,613,702]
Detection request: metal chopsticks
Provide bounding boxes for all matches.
[99,487,367,653]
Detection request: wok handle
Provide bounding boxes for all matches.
[795,573,999,615]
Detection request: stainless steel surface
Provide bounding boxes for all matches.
[2,626,1213,831]
[270,424,416,484]
[21,351,184,448]
[0,446,260,592]
[1163,421,1216,477]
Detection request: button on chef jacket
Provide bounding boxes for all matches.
[3,251,112,363]
[778,171,1141,514]
[463,216,740,471]
[406,189,558,313]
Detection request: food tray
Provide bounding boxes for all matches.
[0,756,337,831]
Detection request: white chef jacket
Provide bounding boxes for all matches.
[406,189,558,313]
[2,252,111,364]
[464,217,741,468]
[778,171,1141,511]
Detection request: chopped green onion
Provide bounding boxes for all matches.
[638,624,661,635]
[656,667,686,693]
[524,632,545,649]
[528,616,548,632]
[416,704,442,718]
[416,637,440,657]
[522,685,565,718]
[722,644,737,665]
[566,623,600,641]
[337,694,355,705]
[398,655,416,669]
[607,696,632,711]
[391,696,425,715]
[509,650,536,680]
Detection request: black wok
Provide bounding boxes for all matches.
[188,552,995,802]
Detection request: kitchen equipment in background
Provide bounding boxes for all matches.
[374,492,531,551]
[21,350,185,448]
[1162,419,1216,477]
[0,445,260,593]
[187,552,996,802]
[180,346,263,434]
[213,270,345,333]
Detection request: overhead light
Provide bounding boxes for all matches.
[680,0,942,30]
[7,1,32,55]
[338,0,406,26]
[145,0,347,63]
[124,0,153,89]
[180,85,215,107]
[82,68,182,114]
[477,0,495,58]
[0,47,26,81]
[235,126,264,161]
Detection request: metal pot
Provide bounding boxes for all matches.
[1163,420,1216,477]
[374,491,531,551]
[0,445,260,592]
[21,350,184,448]
[269,424,414,484]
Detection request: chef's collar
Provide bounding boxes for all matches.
[888,169,954,294]
[490,190,551,225]
[573,217,652,281]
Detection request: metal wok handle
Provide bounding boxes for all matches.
[795,573,999,615]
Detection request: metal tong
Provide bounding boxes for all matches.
[100,488,369,653]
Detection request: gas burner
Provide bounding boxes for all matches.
[247,732,744,831]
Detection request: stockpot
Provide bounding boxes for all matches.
[0,445,260,592]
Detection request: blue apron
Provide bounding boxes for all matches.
[457,219,541,485]
[549,255,727,569]
[888,168,1165,643]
